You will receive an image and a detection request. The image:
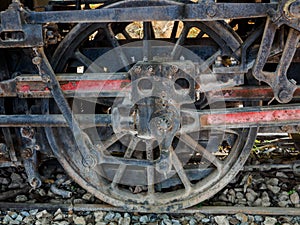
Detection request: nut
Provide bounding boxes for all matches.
[22,148,33,159]
[134,66,141,75]
[278,90,291,103]
[206,5,216,17]
[32,57,42,65]
[41,75,51,83]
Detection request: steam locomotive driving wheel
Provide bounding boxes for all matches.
[46,0,257,211]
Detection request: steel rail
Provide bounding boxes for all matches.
[25,3,277,24]
[0,202,299,215]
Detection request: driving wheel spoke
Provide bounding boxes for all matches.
[170,147,192,193]
[101,133,126,151]
[146,140,155,195]
[104,24,130,71]
[180,133,223,170]
[143,22,153,61]
[198,49,221,74]
[170,21,179,39]
[122,30,132,40]
[196,30,205,38]
[111,136,138,188]
[171,23,190,59]
[74,50,104,72]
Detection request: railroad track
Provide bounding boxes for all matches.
[0,142,300,224]
[0,202,300,216]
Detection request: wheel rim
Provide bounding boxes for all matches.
[48,0,257,211]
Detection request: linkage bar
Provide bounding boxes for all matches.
[9,75,300,100]
[1,105,300,132]
[199,104,300,129]
[26,3,277,24]
[0,74,130,98]
[0,114,111,128]
[211,86,300,101]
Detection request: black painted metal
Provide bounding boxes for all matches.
[0,114,111,127]
[26,3,276,24]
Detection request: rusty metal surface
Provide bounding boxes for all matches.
[0,2,43,48]
[199,104,300,128]
[252,1,300,103]
[213,86,300,101]
[15,74,130,98]
[1,0,300,213]
[4,74,300,100]
[3,104,300,132]
[0,1,277,48]
[25,3,276,24]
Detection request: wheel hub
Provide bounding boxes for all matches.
[112,60,195,143]
[156,116,172,132]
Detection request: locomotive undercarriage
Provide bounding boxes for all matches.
[0,0,300,211]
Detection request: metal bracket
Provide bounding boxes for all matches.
[252,16,300,103]
[20,127,42,189]
[32,47,97,169]
[0,2,43,48]
[130,61,196,104]
[268,0,300,31]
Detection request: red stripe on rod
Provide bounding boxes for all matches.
[201,109,300,126]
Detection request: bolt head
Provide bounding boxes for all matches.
[82,152,97,168]
[41,75,51,83]
[23,148,33,159]
[206,5,216,17]
[32,57,42,65]
[21,127,35,138]
[147,66,153,72]
[278,90,291,103]
[34,145,40,151]
[134,66,141,74]
[171,65,178,73]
